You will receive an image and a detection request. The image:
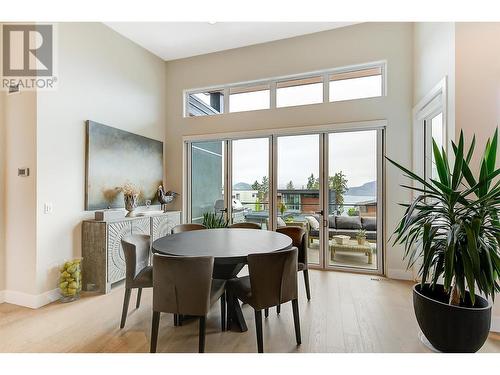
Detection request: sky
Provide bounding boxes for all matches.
[232,130,377,189]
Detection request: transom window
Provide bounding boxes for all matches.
[185,61,386,117]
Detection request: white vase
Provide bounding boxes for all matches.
[124,194,139,217]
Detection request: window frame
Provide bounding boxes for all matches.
[328,67,384,103]
[228,83,271,113]
[183,60,387,117]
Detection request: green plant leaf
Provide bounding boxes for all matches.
[391,128,499,304]
[486,128,498,174]
[451,133,464,189]
[432,139,450,187]
[465,133,476,164]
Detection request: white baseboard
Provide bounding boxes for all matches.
[1,288,59,309]
[387,268,414,281]
[491,316,500,333]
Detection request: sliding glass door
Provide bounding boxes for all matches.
[186,126,384,274]
[190,141,225,224]
[276,134,322,266]
[231,137,269,229]
[327,130,381,271]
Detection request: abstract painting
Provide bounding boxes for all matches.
[85,120,164,210]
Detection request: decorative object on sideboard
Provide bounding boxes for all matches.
[94,209,126,221]
[157,185,179,212]
[122,182,141,217]
[59,259,82,302]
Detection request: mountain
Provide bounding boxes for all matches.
[233,182,253,191]
[346,180,376,196]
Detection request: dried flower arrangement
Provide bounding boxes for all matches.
[121,182,141,197]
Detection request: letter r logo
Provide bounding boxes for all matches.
[2,24,53,77]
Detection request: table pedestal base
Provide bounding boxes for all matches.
[213,262,248,332]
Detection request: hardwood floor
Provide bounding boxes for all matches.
[0,270,499,353]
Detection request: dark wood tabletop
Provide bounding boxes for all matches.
[152,228,292,264]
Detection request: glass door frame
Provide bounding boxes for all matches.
[322,129,384,274]
[183,120,386,275]
[272,132,326,269]
[185,136,273,227]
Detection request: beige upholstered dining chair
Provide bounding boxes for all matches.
[228,222,262,229]
[150,254,226,353]
[171,223,206,234]
[120,235,153,329]
[227,247,301,353]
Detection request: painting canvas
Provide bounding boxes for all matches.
[85,120,164,210]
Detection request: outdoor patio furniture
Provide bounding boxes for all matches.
[330,239,375,264]
[308,215,376,243]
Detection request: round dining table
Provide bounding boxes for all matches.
[152,228,293,332]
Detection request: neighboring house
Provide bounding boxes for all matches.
[278,189,321,213]
[356,199,377,216]
[233,190,258,206]
[277,189,376,216]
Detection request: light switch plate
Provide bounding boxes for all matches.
[44,202,53,214]
[18,168,30,177]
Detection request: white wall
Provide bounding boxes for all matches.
[34,22,167,295]
[456,23,500,169]
[164,22,414,279]
[455,22,500,332]
[0,86,5,294]
[4,90,38,301]
[413,22,455,138]
[0,23,167,305]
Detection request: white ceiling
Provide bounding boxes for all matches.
[105,22,357,61]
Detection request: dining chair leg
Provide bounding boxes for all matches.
[120,288,132,329]
[136,288,142,308]
[150,311,160,353]
[264,308,269,318]
[254,309,264,353]
[276,304,281,314]
[291,299,301,345]
[199,316,206,353]
[303,270,311,301]
[220,293,226,331]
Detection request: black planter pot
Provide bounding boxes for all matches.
[413,284,491,352]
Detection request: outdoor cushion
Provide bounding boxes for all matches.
[304,216,320,230]
[328,215,336,228]
[362,217,377,231]
[277,217,287,227]
[335,216,362,230]
[312,214,321,224]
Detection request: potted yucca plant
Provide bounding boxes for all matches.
[388,129,499,352]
